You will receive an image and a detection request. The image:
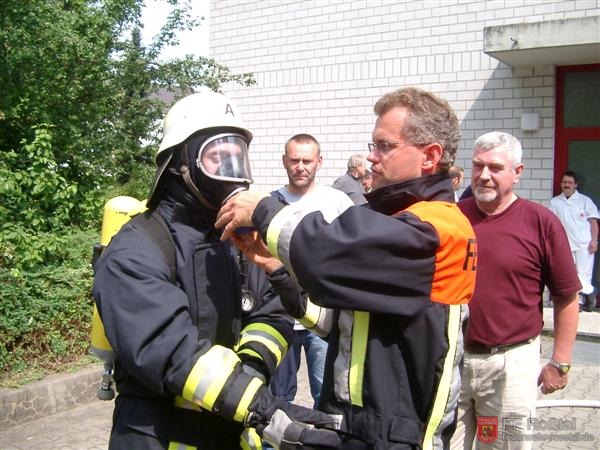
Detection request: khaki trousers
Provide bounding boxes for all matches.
[450,336,540,450]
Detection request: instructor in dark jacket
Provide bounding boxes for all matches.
[217,87,477,449]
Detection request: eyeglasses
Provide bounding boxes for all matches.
[367,141,403,154]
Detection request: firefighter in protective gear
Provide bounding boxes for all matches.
[93,91,340,450]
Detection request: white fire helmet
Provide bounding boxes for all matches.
[147,91,253,208]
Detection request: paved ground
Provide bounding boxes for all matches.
[1,307,598,449]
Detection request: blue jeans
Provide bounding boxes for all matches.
[269,328,327,408]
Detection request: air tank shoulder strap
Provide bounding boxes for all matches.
[131,212,177,284]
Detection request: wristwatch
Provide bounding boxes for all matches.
[549,359,571,374]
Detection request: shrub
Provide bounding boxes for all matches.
[0,228,98,387]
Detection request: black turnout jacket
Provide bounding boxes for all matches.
[251,174,476,450]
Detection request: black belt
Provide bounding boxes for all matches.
[465,337,535,355]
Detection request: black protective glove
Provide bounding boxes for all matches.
[246,386,342,449]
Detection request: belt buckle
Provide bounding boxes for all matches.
[489,346,500,355]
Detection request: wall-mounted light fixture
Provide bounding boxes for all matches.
[521,112,540,131]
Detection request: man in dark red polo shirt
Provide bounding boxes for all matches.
[451,131,580,450]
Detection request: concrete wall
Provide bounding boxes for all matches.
[210,0,600,202]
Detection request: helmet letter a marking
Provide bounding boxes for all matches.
[225,103,235,116]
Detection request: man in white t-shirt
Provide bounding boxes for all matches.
[265,134,353,409]
[550,170,599,311]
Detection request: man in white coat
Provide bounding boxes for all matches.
[550,170,599,311]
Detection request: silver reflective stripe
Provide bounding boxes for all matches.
[333,310,354,403]
[192,362,225,406]
[182,345,238,409]
[299,298,334,338]
[435,304,470,449]
[266,189,353,278]
[266,205,302,277]
[423,304,468,450]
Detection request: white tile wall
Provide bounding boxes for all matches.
[210,0,600,203]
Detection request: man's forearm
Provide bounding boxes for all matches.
[589,219,598,253]
[551,292,579,362]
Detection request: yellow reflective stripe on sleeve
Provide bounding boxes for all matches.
[237,324,287,365]
[174,395,202,411]
[349,311,369,407]
[422,304,461,450]
[168,441,197,450]
[240,428,263,450]
[246,323,287,349]
[237,335,282,363]
[235,377,263,423]
[237,334,287,364]
[182,345,239,410]
[299,298,322,329]
[236,348,261,360]
[266,206,292,259]
[299,298,333,338]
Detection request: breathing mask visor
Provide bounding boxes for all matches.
[180,132,253,209]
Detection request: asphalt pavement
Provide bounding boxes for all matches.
[1,307,598,449]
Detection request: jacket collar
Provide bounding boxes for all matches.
[156,197,217,229]
[561,190,580,201]
[365,173,454,215]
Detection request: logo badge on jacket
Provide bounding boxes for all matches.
[476,416,498,443]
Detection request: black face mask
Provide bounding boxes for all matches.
[179,132,253,210]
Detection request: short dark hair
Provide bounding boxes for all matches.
[285,134,320,155]
[561,170,578,183]
[449,165,463,179]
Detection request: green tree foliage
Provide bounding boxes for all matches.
[0,125,79,269]
[0,0,255,233]
[0,1,255,383]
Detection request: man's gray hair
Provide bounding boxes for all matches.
[347,153,365,170]
[474,131,522,166]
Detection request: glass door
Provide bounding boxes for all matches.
[555,64,600,199]
[555,64,600,295]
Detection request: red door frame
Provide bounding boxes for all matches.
[554,64,600,195]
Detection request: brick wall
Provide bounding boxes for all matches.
[210,0,599,202]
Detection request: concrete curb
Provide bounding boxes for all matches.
[541,328,600,343]
[0,363,103,429]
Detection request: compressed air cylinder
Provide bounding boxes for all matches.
[91,196,147,361]
[100,196,147,246]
